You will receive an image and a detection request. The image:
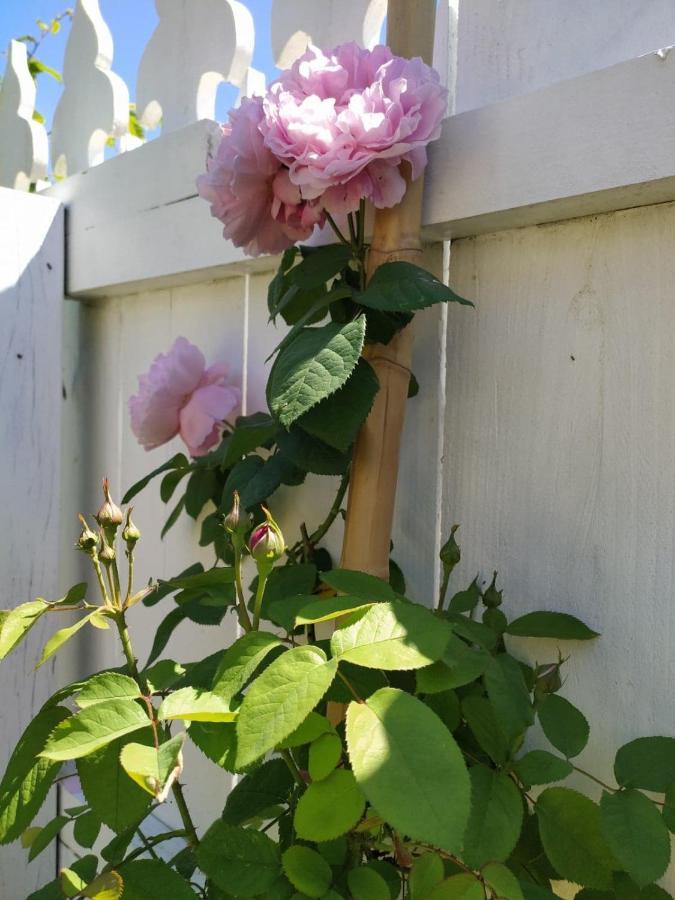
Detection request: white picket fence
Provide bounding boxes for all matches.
[2,0,675,895]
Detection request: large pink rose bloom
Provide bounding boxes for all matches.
[129,338,241,457]
[197,96,324,256]
[261,42,448,214]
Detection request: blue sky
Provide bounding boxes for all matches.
[0,0,278,132]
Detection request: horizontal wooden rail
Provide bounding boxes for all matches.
[47,47,675,298]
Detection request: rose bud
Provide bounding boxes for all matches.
[122,508,141,549]
[224,490,248,536]
[95,478,124,532]
[76,514,99,555]
[249,507,285,566]
[98,533,116,566]
[440,524,460,575]
[483,571,503,608]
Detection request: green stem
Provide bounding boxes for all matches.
[308,471,349,547]
[91,555,110,606]
[233,541,253,632]
[324,211,351,246]
[252,569,271,631]
[280,749,305,788]
[125,549,135,607]
[137,828,160,860]
[347,212,358,247]
[437,566,451,612]
[114,611,199,848]
[337,668,363,703]
[572,764,618,793]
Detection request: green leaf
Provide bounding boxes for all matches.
[0,599,48,659]
[424,690,461,732]
[256,563,318,625]
[120,732,185,797]
[220,413,278,468]
[321,568,396,600]
[663,782,675,833]
[276,711,333,749]
[77,730,154,832]
[188,722,237,772]
[462,766,523,868]
[294,769,365,841]
[37,612,99,668]
[409,853,444,900]
[276,427,349,475]
[308,732,342,781]
[614,737,675,791]
[462,695,510,765]
[268,318,366,426]
[235,646,338,768]
[197,821,281,896]
[119,859,199,899]
[444,611,497,650]
[536,787,616,889]
[28,814,69,860]
[160,467,190,502]
[296,359,379,451]
[482,863,525,900]
[282,845,332,898]
[122,453,189,503]
[143,659,186,692]
[223,758,294,826]
[72,810,100,849]
[161,567,234,592]
[291,244,353,290]
[357,261,474,312]
[75,673,142,708]
[211,631,282,701]
[513,750,573,786]
[506,611,599,640]
[538,694,589,758]
[157,688,237,722]
[427,874,484,899]
[484,654,534,743]
[0,706,69,843]
[84,870,125,899]
[416,645,490,693]
[346,687,470,852]
[243,452,306,508]
[330,599,453,670]
[161,495,186,538]
[28,58,62,81]
[600,789,671,886]
[326,661,387,704]
[347,866,390,900]
[41,699,150,760]
[290,595,375,627]
[449,578,482,614]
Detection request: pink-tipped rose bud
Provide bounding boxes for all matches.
[96,478,124,531]
[249,507,285,566]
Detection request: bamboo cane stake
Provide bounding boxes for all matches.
[339,0,437,579]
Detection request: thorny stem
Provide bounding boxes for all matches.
[137,828,160,861]
[287,471,350,562]
[114,610,199,848]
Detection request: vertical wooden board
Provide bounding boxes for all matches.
[455,0,675,113]
[442,203,675,826]
[0,188,64,896]
[392,244,447,605]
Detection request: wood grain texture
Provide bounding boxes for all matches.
[0,188,64,897]
[444,203,675,888]
[454,0,675,112]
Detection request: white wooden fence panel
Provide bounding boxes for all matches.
[0,189,64,898]
[444,202,675,888]
[454,0,675,112]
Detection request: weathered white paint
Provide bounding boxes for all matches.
[0,188,64,897]
[0,41,48,190]
[50,0,129,178]
[445,203,675,889]
[454,0,675,112]
[271,0,386,68]
[136,0,256,133]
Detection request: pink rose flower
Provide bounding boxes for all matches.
[129,337,241,457]
[196,96,324,256]
[261,42,448,214]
